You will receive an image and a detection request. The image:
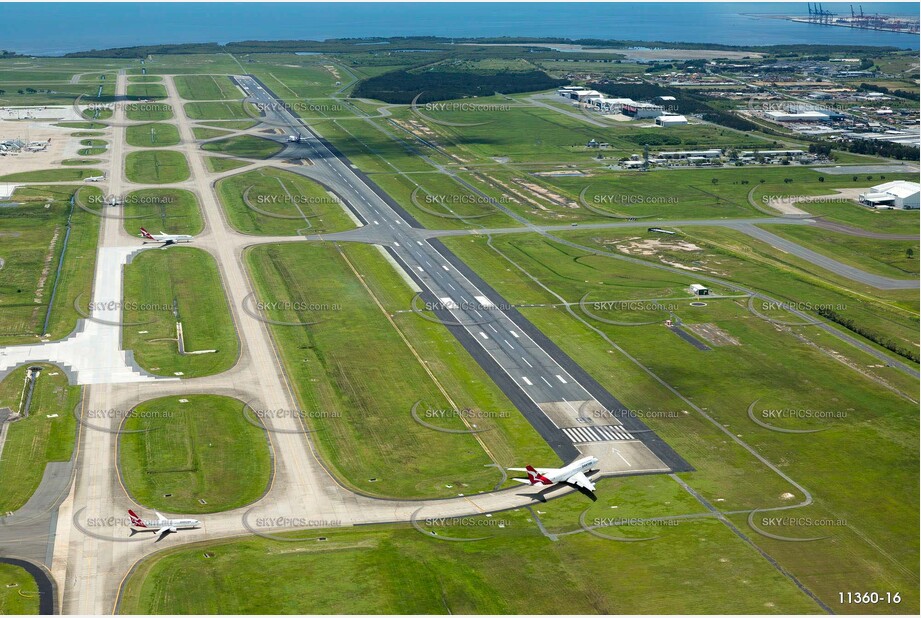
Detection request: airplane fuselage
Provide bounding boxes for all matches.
[547,456,598,484]
[139,518,201,530]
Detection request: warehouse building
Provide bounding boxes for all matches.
[656,114,688,126]
[623,102,664,119]
[859,181,921,210]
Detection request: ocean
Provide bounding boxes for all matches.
[0,2,917,56]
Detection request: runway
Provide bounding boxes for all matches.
[235,74,690,475]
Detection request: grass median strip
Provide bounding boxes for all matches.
[118,394,271,514]
[122,247,238,377]
[125,150,190,184]
[0,363,80,513]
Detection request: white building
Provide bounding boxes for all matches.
[658,149,722,160]
[689,284,710,296]
[656,114,688,126]
[764,110,843,122]
[623,102,664,119]
[860,181,921,210]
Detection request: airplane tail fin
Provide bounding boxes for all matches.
[525,465,552,485]
[128,509,146,528]
[139,227,154,240]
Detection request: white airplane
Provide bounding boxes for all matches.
[128,509,201,542]
[139,227,193,245]
[510,455,599,495]
[84,175,105,183]
[287,134,303,143]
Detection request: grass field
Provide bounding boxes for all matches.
[184,101,252,120]
[122,247,238,377]
[174,75,241,100]
[0,363,80,513]
[201,134,283,159]
[0,185,100,344]
[192,127,232,140]
[245,242,556,497]
[118,395,271,513]
[760,224,919,279]
[204,157,252,173]
[783,198,919,236]
[0,563,39,615]
[121,188,203,236]
[117,496,822,614]
[124,150,190,184]
[0,168,103,182]
[125,102,173,121]
[125,122,181,148]
[197,120,257,130]
[215,167,356,235]
[442,231,919,613]
[126,83,167,100]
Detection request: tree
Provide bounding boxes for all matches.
[818,176,825,182]
[711,178,719,185]
[907,248,915,259]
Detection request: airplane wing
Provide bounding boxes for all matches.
[154,526,173,542]
[154,511,167,521]
[564,472,596,492]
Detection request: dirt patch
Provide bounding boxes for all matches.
[684,322,740,346]
[603,237,704,256]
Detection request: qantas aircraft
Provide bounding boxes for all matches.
[510,455,599,497]
[139,227,193,245]
[128,509,201,542]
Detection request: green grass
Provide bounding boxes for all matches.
[785,198,919,236]
[61,158,101,166]
[174,75,241,100]
[204,157,252,173]
[125,122,181,148]
[201,135,282,160]
[117,505,821,614]
[761,224,919,279]
[54,121,106,129]
[0,168,103,182]
[122,247,238,377]
[0,563,40,615]
[192,127,231,140]
[0,363,80,513]
[184,101,252,120]
[118,395,271,514]
[215,167,356,235]
[442,231,919,613]
[245,242,555,498]
[128,75,163,83]
[124,150,190,184]
[126,83,167,100]
[0,185,101,344]
[121,188,203,236]
[125,102,173,121]
[197,120,257,130]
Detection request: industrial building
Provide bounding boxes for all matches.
[764,109,844,122]
[656,114,688,126]
[689,284,710,296]
[739,149,806,158]
[658,149,722,160]
[859,181,921,210]
[623,102,664,119]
